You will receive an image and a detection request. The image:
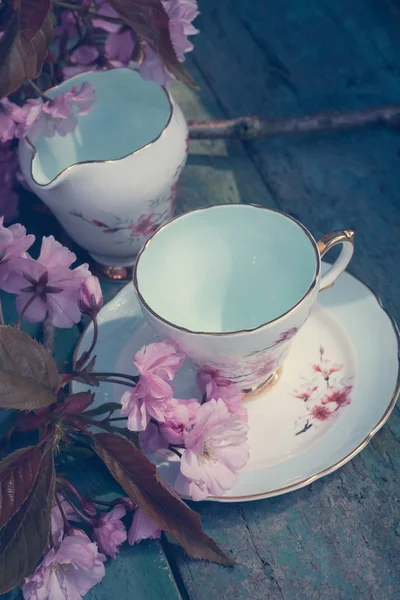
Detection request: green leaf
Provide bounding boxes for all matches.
[0,445,42,529]
[0,449,55,594]
[0,7,54,98]
[0,326,59,410]
[107,0,197,88]
[93,432,234,566]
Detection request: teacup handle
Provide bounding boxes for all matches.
[317,230,355,292]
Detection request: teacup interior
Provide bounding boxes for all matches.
[30,69,171,185]
[136,205,318,333]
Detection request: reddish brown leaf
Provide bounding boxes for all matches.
[0,326,59,410]
[107,0,197,88]
[56,392,95,416]
[18,0,51,41]
[0,446,42,529]
[93,432,234,566]
[0,449,55,594]
[0,8,54,98]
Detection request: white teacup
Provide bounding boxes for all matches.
[133,204,354,395]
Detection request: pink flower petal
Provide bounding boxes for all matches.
[128,508,161,545]
[16,293,48,323]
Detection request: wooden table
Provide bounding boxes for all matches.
[3,0,400,598]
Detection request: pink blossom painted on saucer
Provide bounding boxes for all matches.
[293,346,353,436]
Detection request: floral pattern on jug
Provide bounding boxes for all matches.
[293,345,353,436]
[68,160,184,246]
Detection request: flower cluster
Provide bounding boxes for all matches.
[23,496,161,599]
[0,219,237,598]
[122,341,250,501]
[0,218,103,327]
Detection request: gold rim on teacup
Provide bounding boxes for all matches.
[133,204,355,337]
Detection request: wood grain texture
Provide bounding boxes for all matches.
[1,0,400,597]
[161,0,400,598]
[191,0,400,325]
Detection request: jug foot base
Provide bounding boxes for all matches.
[92,262,133,282]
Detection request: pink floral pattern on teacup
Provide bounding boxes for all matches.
[197,326,302,391]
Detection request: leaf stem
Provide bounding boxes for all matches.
[0,298,4,326]
[61,491,95,525]
[93,377,137,388]
[92,372,139,383]
[169,446,182,458]
[75,314,98,370]
[28,79,52,102]
[55,493,73,535]
[52,1,125,24]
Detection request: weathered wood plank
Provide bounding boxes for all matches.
[161,1,400,598]
[190,0,400,326]
[170,56,276,213]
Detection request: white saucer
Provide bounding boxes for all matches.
[73,264,399,502]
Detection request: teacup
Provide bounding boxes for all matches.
[133,204,354,395]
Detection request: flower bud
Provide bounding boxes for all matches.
[79,275,103,315]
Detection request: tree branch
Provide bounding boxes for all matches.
[188,104,400,139]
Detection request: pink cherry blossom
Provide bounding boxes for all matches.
[313,360,343,378]
[274,327,298,344]
[128,508,161,545]
[159,397,200,444]
[135,342,185,395]
[16,83,96,140]
[14,98,43,139]
[63,45,100,78]
[93,505,127,559]
[0,216,34,285]
[175,398,249,500]
[92,2,122,33]
[121,388,175,431]
[128,214,160,238]
[293,385,318,402]
[79,274,103,315]
[1,235,90,327]
[120,342,185,430]
[311,404,332,421]
[105,29,136,67]
[54,10,81,40]
[0,100,17,142]
[69,82,97,115]
[139,0,199,85]
[23,531,106,600]
[196,371,246,421]
[321,385,352,410]
[139,422,169,453]
[139,398,199,451]
[51,495,82,548]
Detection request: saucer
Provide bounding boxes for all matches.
[73,263,399,502]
